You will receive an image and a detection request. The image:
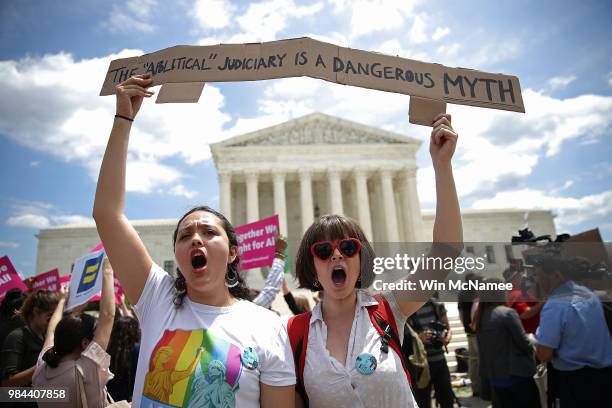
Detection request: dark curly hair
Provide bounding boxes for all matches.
[172,206,250,306]
[42,313,95,368]
[295,214,376,291]
[108,316,140,376]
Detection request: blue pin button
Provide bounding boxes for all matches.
[356,352,377,375]
[241,346,259,370]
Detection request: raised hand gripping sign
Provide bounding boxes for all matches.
[100,37,525,125]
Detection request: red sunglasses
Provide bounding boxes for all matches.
[310,238,361,260]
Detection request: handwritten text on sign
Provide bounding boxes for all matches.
[235,215,279,271]
[100,38,524,113]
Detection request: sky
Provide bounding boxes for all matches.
[0,0,611,277]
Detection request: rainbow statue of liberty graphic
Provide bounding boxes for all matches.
[141,329,243,407]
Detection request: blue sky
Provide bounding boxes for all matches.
[0,0,611,277]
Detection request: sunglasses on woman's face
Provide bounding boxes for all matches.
[309,238,361,260]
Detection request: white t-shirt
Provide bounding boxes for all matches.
[131,263,295,408]
[301,290,417,408]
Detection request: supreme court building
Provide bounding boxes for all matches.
[35,113,556,289]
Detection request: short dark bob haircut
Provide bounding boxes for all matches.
[295,214,375,291]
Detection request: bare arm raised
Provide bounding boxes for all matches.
[93,259,117,350]
[393,113,463,317]
[93,75,155,304]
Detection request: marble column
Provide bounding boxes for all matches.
[380,168,400,242]
[328,169,344,215]
[400,168,423,241]
[245,171,259,223]
[219,171,232,221]
[273,171,288,236]
[299,170,314,233]
[353,169,373,239]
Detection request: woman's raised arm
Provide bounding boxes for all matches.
[92,259,117,350]
[394,113,463,317]
[93,75,155,305]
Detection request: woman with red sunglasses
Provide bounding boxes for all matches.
[290,113,463,408]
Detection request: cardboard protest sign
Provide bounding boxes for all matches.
[561,228,610,268]
[31,268,60,292]
[66,248,105,310]
[100,37,525,123]
[0,256,28,302]
[235,215,279,271]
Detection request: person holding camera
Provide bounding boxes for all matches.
[535,254,612,408]
[408,298,454,408]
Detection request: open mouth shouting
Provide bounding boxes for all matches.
[190,248,208,274]
[331,264,347,286]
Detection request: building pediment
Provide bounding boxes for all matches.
[213,112,421,148]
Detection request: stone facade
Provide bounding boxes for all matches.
[35,113,556,289]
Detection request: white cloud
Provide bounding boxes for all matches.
[442,38,521,68]
[252,76,611,212]
[0,50,232,194]
[5,201,92,229]
[169,184,198,199]
[0,241,19,248]
[348,0,416,39]
[7,214,51,229]
[432,27,450,41]
[29,161,40,167]
[375,39,429,61]
[437,43,461,58]
[197,36,225,45]
[472,189,612,231]
[51,215,92,225]
[416,89,612,205]
[192,0,235,30]
[102,0,157,33]
[607,71,612,87]
[409,13,428,44]
[548,75,576,90]
[229,0,324,43]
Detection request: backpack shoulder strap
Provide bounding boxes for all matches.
[368,294,412,385]
[287,312,311,405]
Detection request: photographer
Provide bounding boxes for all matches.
[535,254,612,407]
[408,298,454,408]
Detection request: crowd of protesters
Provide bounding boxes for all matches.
[450,241,612,408]
[1,73,609,408]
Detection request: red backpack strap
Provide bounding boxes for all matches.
[367,294,412,385]
[287,312,311,405]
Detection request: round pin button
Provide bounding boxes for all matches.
[356,352,377,375]
[241,346,259,370]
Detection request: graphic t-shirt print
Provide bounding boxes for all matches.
[142,329,244,407]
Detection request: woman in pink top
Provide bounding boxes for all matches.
[33,259,116,407]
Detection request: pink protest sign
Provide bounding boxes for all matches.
[59,275,71,289]
[235,215,279,271]
[90,275,124,304]
[90,243,104,252]
[0,256,28,301]
[31,268,60,292]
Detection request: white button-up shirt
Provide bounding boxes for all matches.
[303,290,417,408]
